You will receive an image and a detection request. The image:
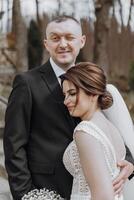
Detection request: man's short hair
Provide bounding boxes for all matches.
[48,15,81,26]
[45,15,82,38]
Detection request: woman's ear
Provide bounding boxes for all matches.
[92,95,99,103]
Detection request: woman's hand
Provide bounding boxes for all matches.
[113,160,134,196]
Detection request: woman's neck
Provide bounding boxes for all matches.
[81,108,101,121]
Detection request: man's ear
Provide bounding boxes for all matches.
[80,35,86,49]
[43,39,48,51]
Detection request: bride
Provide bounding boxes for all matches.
[61,62,134,200]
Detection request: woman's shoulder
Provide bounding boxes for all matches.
[74,120,99,135]
[74,120,110,144]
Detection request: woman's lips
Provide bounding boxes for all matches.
[67,106,74,111]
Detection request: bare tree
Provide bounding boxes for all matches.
[35,0,41,26]
[12,0,28,72]
[93,0,113,73]
[0,0,4,31]
[6,0,10,32]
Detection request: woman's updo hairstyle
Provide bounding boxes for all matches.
[61,62,113,110]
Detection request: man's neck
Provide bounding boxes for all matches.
[50,57,74,71]
[50,58,66,78]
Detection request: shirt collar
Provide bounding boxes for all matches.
[50,57,65,78]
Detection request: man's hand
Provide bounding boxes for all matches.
[113,160,134,196]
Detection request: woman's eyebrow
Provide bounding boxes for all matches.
[68,88,76,92]
[63,89,76,94]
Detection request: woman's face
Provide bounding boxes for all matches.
[63,80,97,120]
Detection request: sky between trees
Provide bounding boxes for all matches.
[0,0,134,33]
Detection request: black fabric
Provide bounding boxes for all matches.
[125,145,134,180]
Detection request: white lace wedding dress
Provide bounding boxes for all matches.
[63,111,126,200]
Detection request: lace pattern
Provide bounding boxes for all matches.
[74,121,119,179]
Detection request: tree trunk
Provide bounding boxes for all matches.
[93,0,112,73]
[12,0,28,72]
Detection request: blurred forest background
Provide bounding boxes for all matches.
[0,0,134,193]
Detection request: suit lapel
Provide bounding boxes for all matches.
[39,61,64,102]
[39,61,76,129]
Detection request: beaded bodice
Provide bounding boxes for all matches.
[63,113,125,200]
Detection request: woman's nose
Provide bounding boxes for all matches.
[64,95,70,106]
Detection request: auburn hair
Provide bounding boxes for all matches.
[61,62,113,110]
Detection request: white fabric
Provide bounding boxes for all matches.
[104,84,134,158]
[63,112,125,200]
[0,177,12,200]
[123,177,134,200]
[50,57,65,79]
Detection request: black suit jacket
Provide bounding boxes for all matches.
[4,61,78,199]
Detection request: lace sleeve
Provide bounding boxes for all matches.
[74,121,118,177]
[74,123,115,200]
[73,121,100,140]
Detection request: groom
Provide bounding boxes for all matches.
[4,15,134,200]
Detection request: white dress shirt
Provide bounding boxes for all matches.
[50,58,65,84]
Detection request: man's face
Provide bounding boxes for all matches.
[44,19,86,70]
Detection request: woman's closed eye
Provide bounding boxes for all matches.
[67,89,77,97]
[63,90,76,99]
[69,92,77,96]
